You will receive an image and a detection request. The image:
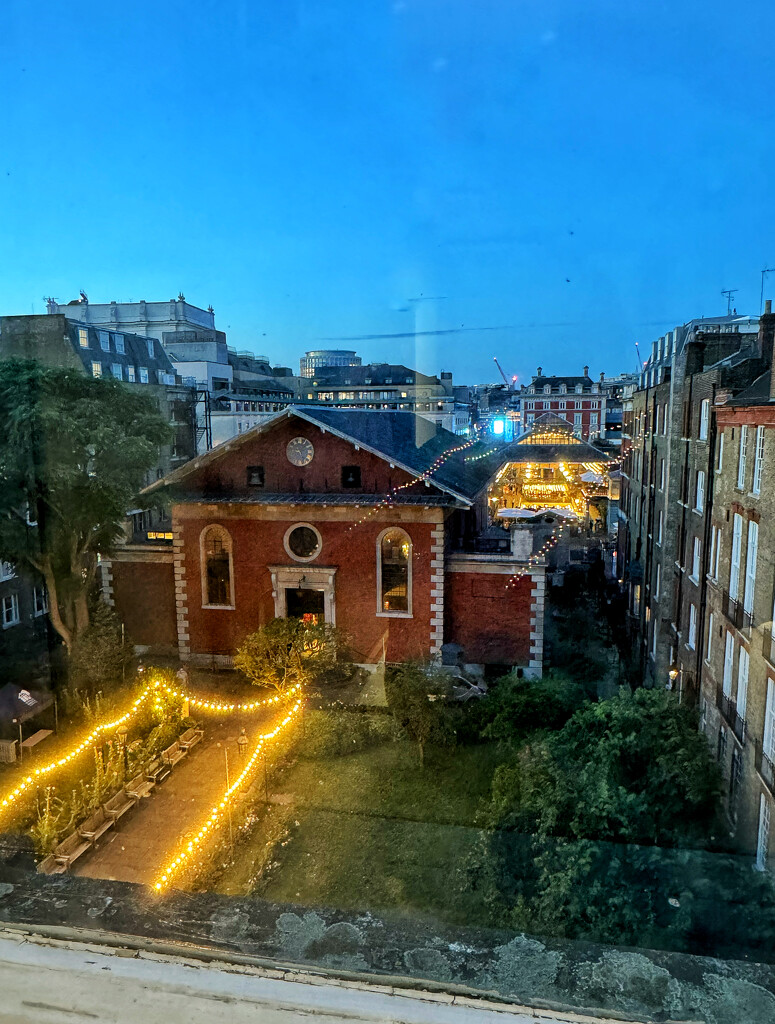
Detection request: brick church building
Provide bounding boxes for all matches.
[104,408,545,674]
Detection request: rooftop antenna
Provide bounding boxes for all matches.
[721,288,738,315]
[761,268,775,314]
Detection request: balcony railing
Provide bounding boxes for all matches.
[763,632,775,668]
[716,686,746,744]
[721,590,753,633]
[757,743,775,794]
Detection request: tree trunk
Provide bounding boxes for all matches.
[40,562,73,653]
[418,738,425,768]
[74,589,90,636]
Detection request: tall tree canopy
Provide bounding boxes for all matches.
[0,360,170,651]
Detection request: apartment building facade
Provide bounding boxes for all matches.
[519,367,608,440]
[700,326,775,869]
[618,315,764,690]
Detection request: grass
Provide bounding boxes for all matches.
[214,739,504,925]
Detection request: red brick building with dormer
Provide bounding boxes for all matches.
[103,408,545,675]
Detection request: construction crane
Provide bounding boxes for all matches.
[493,356,510,387]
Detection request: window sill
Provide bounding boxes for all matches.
[2,620,20,629]
[689,574,700,586]
[201,604,236,611]
[692,507,704,517]
[376,611,413,619]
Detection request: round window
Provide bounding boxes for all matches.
[285,524,321,562]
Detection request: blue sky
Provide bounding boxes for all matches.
[2,0,775,384]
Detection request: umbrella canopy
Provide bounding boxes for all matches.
[497,507,578,520]
[0,684,53,726]
[580,471,605,484]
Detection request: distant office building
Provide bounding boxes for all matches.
[300,350,361,378]
[45,293,221,345]
[301,363,470,434]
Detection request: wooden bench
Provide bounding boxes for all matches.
[146,759,171,785]
[103,788,136,824]
[52,830,92,870]
[78,806,113,844]
[37,853,66,875]
[126,772,154,800]
[179,726,203,751]
[161,740,186,769]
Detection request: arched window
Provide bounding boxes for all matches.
[200,525,234,608]
[377,528,412,616]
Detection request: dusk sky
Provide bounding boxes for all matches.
[2,0,775,384]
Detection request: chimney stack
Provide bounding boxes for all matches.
[583,365,589,377]
[761,299,775,400]
[537,366,543,376]
[600,371,605,383]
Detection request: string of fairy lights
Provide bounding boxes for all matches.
[346,437,480,531]
[0,678,301,825]
[153,699,304,893]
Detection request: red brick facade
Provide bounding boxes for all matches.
[107,410,544,673]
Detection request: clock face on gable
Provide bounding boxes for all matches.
[286,436,315,467]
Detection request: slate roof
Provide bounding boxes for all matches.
[497,442,612,464]
[727,372,773,407]
[306,364,440,386]
[145,406,506,506]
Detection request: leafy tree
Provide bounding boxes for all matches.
[475,670,587,744]
[235,617,346,691]
[67,603,133,697]
[385,661,455,766]
[0,360,170,653]
[490,689,720,844]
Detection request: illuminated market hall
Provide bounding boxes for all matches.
[488,414,613,526]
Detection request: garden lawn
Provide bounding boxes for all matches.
[248,740,504,925]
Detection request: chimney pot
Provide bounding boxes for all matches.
[600,371,605,382]
[537,366,542,376]
[766,299,772,315]
[583,365,589,377]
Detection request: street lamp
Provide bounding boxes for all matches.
[117,723,129,777]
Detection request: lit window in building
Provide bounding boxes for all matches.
[139,367,149,384]
[201,526,233,607]
[78,327,89,348]
[378,528,411,615]
[91,361,102,378]
[127,365,136,382]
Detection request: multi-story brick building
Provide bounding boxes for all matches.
[700,305,775,869]
[617,314,764,689]
[104,407,546,676]
[518,367,608,440]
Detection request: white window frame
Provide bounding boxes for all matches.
[688,603,698,650]
[1,593,20,628]
[147,340,155,359]
[753,425,765,495]
[654,563,661,601]
[113,333,125,354]
[723,631,735,697]
[737,425,748,490]
[737,646,749,721]
[78,327,89,348]
[99,330,111,353]
[111,363,123,380]
[705,611,714,663]
[376,527,413,619]
[0,562,15,581]
[694,469,705,513]
[657,509,663,546]
[716,431,724,471]
[699,398,710,440]
[764,679,775,763]
[757,793,771,872]
[743,519,759,617]
[283,522,323,564]
[730,513,743,602]
[91,361,102,378]
[139,367,149,384]
[690,537,701,583]
[33,585,48,616]
[199,524,235,610]
[660,459,665,490]
[127,365,136,382]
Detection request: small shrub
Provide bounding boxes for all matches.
[298,708,403,758]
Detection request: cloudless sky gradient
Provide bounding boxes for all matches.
[2,0,775,383]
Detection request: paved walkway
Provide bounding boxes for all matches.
[73,714,267,886]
